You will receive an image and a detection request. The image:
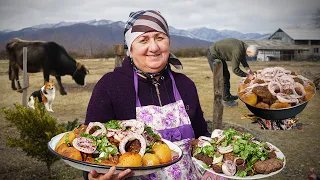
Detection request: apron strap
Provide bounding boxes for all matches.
[168,70,182,101]
[133,69,182,107]
[133,71,141,107]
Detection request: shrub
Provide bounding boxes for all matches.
[1,101,65,178]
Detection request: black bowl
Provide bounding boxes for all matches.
[240,99,309,120]
[238,88,315,120]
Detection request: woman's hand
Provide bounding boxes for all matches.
[88,166,134,180]
[246,73,254,80]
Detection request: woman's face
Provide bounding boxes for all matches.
[130,31,170,73]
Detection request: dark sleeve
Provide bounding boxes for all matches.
[231,51,247,77]
[84,75,114,125]
[189,83,210,138]
[192,103,210,138]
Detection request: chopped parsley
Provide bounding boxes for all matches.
[193,145,216,158]
[145,126,161,140]
[104,120,125,130]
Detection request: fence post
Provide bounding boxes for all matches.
[114,44,125,68]
[212,60,223,130]
[22,47,28,107]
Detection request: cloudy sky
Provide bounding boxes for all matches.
[0,0,319,34]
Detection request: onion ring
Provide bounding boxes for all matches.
[222,160,236,176]
[119,133,146,157]
[85,122,106,137]
[119,120,144,135]
[72,137,97,154]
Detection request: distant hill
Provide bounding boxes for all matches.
[0,19,270,55]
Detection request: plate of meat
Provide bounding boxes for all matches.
[48,120,182,176]
[191,129,285,179]
[238,67,316,120]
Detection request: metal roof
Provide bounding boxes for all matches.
[242,39,310,50]
[270,28,320,40]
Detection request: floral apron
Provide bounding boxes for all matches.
[133,70,200,180]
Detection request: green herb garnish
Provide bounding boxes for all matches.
[105,120,125,130]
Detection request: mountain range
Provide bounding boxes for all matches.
[0,19,271,55]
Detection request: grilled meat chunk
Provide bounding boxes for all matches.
[253,159,284,174]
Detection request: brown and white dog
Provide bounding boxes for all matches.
[28,80,55,112]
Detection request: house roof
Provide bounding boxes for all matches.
[242,39,309,50]
[270,28,320,40]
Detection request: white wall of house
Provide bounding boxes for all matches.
[257,50,280,61]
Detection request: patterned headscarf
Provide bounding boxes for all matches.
[124,10,182,69]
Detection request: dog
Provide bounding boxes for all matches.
[28,80,55,112]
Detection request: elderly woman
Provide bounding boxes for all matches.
[84,10,210,180]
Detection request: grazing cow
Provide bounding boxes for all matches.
[6,38,89,95]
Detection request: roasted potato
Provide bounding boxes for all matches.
[56,131,76,150]
[56,143,69,155]
[241,92,258,106]
[61,147,82,161]
[118,152,142,167]
[142,153,160,166]
[152,143,172,164]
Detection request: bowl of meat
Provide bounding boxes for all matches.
[238,67,316,120]
[48,120,182,176]
[191,129,285,179]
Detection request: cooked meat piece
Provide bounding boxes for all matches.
[223,152,235,161]
[282,89,293,95]
[108,137,120,147]
[99,159,117,166]
[73,124,88,138]
[268,151,277,159]
[194,154,213,166]
[190,139,199,148]
[142,130,160,146]
[109,154,120,164]
[81,152,91,161]
[236,158,245,165]
[247,169,257,176]
[244,78,251,84]
[253,79,265,84]
[190,139,199,155]
[237,163,247,172]
[212,164,223,173]
[253,159,284,174]
[252,86,273,100]
[125,139,141,153]
[293,77,304,85]
[262,96,277,105]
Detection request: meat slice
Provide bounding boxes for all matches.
[253,159,284,174]
[194,154,213,166]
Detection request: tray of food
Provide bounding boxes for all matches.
[238,67,316,120]
[48,120,182,176]
[191,129,285,179]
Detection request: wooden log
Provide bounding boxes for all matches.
[114,44,125,68]
[212,59,224,130]
[22,47,28,107]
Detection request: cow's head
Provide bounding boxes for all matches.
[73,62,89,86]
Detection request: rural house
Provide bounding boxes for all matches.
[244,28,320,61]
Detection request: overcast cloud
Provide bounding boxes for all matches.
[0,0,319,34]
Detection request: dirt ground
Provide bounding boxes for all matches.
[0,58,319,180]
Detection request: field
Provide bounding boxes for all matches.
[0,58,319,180]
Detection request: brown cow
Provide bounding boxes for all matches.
[6,38,89,95]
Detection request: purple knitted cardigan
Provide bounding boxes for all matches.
[85,57,209,138]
